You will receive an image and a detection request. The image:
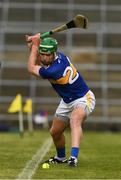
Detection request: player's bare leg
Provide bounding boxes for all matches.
[70,107,86,147]
[68,107,86,166]
[50,118,68,148]
[46,118,69,164]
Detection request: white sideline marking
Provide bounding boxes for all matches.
[16,138,52,180]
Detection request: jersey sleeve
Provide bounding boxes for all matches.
[39,65,62,79]
[39,67,52,79]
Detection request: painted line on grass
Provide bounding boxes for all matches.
[16,138,52,180]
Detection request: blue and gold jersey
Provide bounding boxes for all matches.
[39,52,89,103]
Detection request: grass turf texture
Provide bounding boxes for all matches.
[0,130,121,179]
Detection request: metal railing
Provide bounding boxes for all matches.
[0,0,121,123]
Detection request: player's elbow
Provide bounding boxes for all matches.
[27,64,35,74]
[27,64,40,77]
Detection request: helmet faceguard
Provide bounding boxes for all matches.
[38,38,58,54]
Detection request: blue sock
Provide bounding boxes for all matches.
[56,147,66,158]
[71,147,79,159]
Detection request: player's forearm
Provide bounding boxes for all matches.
[28,45,41,76]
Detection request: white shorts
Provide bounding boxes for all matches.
[55,90,96,122]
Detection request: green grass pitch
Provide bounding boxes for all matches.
[0,130,121,179]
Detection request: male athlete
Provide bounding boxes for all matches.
[26,33,96,167]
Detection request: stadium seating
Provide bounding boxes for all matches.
[0,0,121,128]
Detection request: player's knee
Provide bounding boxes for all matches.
[70,114,85,129]
[50,127,58,138]
[70,117,81,129]
[50,128,63,141]
[70,109,85,128]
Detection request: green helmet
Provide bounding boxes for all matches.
[38,37,58,54]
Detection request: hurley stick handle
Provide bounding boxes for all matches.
[40,31,52,39]
[40,14,88,39]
